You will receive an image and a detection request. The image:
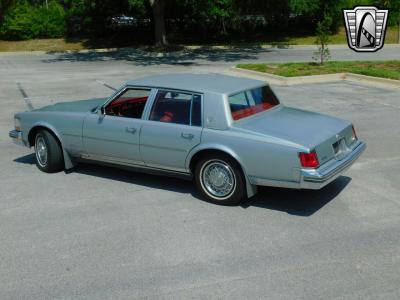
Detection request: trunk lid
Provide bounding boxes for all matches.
[233,106,355,165]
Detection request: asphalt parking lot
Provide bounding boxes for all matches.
[1,52,400,299]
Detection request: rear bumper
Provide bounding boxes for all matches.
[300,141,366,189]
[9,130,25,146]
[250,140,366,190]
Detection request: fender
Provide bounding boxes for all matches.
[28,122,76,170]
[186,143,258,198]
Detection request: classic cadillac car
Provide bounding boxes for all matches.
[9,74,366,205]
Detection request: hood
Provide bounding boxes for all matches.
[33,98,107,113]
[233,106,351,148]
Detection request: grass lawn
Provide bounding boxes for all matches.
[0,26,398,52]
[193,26,398,46]
[284,26,399,45]
[0,38,87,52]
[237,61,400,80]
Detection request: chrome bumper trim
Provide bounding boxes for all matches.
[300,141,366,189]
[9,130,24,146]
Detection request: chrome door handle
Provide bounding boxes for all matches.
[181,133,194,140]
[125,127,137,134]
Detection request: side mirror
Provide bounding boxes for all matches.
[97,106,104,116]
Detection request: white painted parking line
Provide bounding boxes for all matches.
[95,79,117,91]
[16,82,34,110]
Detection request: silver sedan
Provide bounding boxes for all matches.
[9,74,366,205]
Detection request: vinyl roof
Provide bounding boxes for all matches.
[127,73,266,94]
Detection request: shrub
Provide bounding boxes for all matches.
[0,1,35,40]
[33,1,66,38]
[0,1,66,40]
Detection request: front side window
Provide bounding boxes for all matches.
[150,90,202,126]
[105,88,150,119]
[229,86,280,121]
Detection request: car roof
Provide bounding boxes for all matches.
[126,73,266,94]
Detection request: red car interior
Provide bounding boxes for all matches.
[150,98,191,124]
[105,96,148,118]
[159,111,174,122]
[231,102,276,121]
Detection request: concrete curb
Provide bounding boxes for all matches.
[1,43,399,57]
[344,73,400,90]
[229,67,400,90]
[0,47,121,56]
[0,47,194,58]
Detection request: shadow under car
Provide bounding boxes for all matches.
[14,153,351,216]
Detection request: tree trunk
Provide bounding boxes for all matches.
[149,0,168,46]
[321,44,325,65]
[398,13,400,44]
[221,17,227,34]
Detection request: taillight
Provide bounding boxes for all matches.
[352,125,358,140]
[299,151,319,168]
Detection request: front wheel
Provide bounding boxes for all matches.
[34,130,64,173]
[195,154,246,205]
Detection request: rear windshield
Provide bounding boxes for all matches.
[228,86,280,121]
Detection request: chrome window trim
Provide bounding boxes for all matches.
[98,85,204,126]
[189,95,194,126]
[226,83,269,98]
[226,84,282,125]
[98,85,156,120]
[146,88,203,127]
[126,85,204,95]
[141,88,158,120]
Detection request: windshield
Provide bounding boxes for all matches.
[228,86,280,121]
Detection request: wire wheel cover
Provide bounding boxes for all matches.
[35,136,48,167]
[201,160,236,199]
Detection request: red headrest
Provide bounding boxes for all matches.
[160,111,174,122]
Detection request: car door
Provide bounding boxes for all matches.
[82,88,153,165]
[140,90,202,172]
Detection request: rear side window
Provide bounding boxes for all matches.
[150,90,202,126]
[229,86,280,121]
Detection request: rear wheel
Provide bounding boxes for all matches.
[34,130,64,173]
[195,154,246,205]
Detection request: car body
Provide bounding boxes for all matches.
[9,74,366,205]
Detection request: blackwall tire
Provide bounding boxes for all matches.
[195,154,246,206]
[34,130,64,173]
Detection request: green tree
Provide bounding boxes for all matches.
[0,0,66,40]
[0,0,16,25]
[290,0,345,31]
[289,0,319,14]
[129,0,168,46]
[179,0,235,34]
[202,0,235,34]
[313,15,332,65]
[380,0,400,43]
[33,1,66,38]
[62,0,92,36]
[0,1,35,40]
